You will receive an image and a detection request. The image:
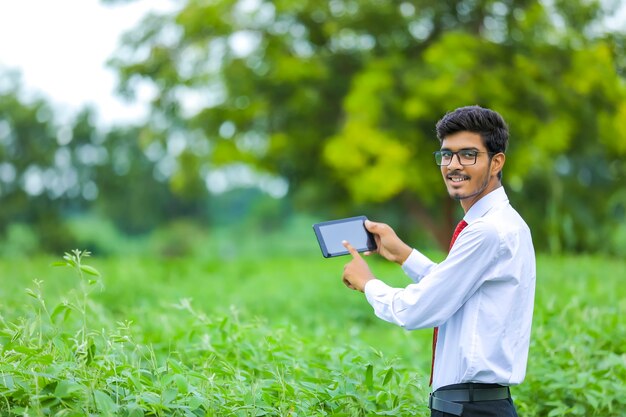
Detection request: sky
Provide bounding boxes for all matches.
[0,0,173,127]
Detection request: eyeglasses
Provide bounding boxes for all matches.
[433,149,493,166]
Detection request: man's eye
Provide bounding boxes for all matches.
[441,151,453,158]
[460,150,477,158]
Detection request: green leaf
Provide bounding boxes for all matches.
[383,367,394,386]
[62,255,76,267]
[174,374,189,394]
[140,391,161,405]
[54,380,83,399]
[365,364,373,389]
[187,394,204,410]
[127,406,145,417]
[126,372,143,391]
[162,388,177,405]
[94,390,117,414]
[11,328,22,343]
[80,265,101,277]
[376,390,389,405]
[86,340,96,366]
[167,359,185,373]
[51,303,72,322]
[25,288,38,298]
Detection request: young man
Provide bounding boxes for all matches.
[341,106,536,417]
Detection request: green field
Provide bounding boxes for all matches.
[1,224,625,416]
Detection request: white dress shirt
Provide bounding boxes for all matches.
[364,187,536,391]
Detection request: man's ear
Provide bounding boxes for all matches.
[491,153,506,177]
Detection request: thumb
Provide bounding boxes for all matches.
[342,240,362,259]
[364,219,383,233]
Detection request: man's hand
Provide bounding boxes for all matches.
[342,241,375,292]
[364,220,413,265]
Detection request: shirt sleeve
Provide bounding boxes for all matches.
[401,249,437,282]
[363,221,502,330]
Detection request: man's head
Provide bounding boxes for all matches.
[435,106,508,211]
[436,105,509,159]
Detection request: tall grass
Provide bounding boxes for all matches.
[0,223,624,416]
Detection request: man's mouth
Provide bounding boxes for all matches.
[448,174,470,183]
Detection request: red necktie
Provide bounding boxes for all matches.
[429,219,468,386]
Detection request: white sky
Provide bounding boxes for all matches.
[0,0,173,127]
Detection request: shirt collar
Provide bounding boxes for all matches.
[464,186,509,224]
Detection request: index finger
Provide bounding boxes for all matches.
[342,240,361,258]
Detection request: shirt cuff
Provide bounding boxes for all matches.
[401,249,435,282]
[364,279,392,302]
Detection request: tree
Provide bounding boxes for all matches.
[0,72,208,252]
[0,72,78,251]
[106,0,626,253]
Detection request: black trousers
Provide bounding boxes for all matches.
[430,383,519,417]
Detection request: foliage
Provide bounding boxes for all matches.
[3,2,626,255]
[519,255,626,416]
[0,231,625,415]
[0,72,76,251]
[0,74,212,252]
[107,0,626,253]
[0,248,429,416]
[66,214,143,256]
[0,223,39,257]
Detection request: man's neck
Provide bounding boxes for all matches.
[460,182,502,213]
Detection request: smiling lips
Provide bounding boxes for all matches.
[448,173,470,183]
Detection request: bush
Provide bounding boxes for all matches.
[0,223,39,257]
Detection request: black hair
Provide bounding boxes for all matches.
[435,105,509,154]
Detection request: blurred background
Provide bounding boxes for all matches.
[1,0,625,259]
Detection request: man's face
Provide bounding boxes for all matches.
[439,131,502,209]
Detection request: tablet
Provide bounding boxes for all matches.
[312,215,377,258]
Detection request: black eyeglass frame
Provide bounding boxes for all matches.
[433,149,497,166]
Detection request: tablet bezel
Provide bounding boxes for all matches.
[312,215,377,258]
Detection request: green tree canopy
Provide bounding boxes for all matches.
[107,0,626,252]
[0,72,208,252]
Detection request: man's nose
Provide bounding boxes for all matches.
[448,153,464,169]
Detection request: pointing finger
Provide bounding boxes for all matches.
[342,240,361,258]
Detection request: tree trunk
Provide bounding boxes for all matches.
[403,194,458,251]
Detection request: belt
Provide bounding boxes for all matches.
[428,384,511,416]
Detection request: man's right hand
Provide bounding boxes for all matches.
[364,220,413,265]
